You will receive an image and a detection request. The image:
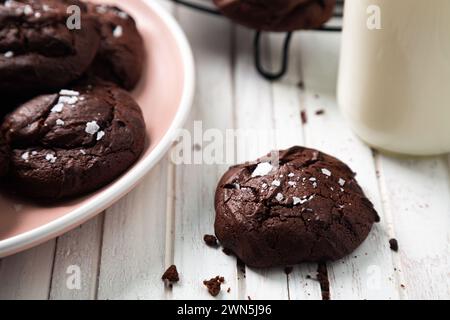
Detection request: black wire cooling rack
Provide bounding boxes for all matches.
[169,0,344,81]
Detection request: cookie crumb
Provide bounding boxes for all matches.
[203,276,225,297]
[315,109,325,115]
[389,238,399,252]
[297,81,304,89]
[204,234,218,247]
[301,110,308,125]
[162,265,179,283]
[227,287,231,293]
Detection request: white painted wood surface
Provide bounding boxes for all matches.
[0,0,449,300]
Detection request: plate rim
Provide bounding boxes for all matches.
[0,0,195,258]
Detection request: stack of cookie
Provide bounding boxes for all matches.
[0,0,147,200]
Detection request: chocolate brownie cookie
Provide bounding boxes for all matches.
[0,133,9,177]
[213,0,336,32]
[214,146,380,268]
[0,0,100,95]
[1,82,146,199]
[88,4,144,90]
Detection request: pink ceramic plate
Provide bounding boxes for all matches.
[0,0,194,257]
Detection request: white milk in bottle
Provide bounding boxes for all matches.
[338,0,450,155]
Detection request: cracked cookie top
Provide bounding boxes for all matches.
[213,0,336,32]
[214,146,380,268]
[0,0,100,94]
[1,82,146,199]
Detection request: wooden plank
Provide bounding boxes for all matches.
[96,160,168,300]
[171,6,238,300]
[377,154,450,299]
[0,241,55,300]
[49,216,103,300]
[297,31,399,300]
[233,27,289,300]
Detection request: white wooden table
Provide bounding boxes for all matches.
[0,1,449,300]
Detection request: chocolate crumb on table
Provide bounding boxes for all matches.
[301,110,308,125]
[204,234,219,247]
[315,109,325,115]
[389,238,399,252]
[227,287,231,293]
[162,265,179,283]
[203,276,225,297]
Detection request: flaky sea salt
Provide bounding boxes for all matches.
[45,154,57,163]
[60,89,80,96]
[288,173,295,178]
[252,162,273,177]
[24,5,33,15]
[276,193,284,202]
[97,131,105,141]
[293,197,302,205]
[51,103,64,113]
[4,51,14,58]
[80,150,86,155]
[272,180,281,187]
[85,121,100,135]
[113,25,123,38]
[56,119,65,126]
[21,152,30,161]
[338,178,346,186]
[309,177,317,182]
[117,11,128,19]
[58,95,78,105]
[321,168,332,176]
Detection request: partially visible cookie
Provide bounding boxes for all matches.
[214,146,380,268]
[88,4,144,90]
[213,0,336,32]
[0,0,101,95]
[1,82,146,199]
[0,133,9,177]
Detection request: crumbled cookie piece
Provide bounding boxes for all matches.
[203,276,225,297]
[162,265,180,283]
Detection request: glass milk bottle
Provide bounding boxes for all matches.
[337,0,450,155]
